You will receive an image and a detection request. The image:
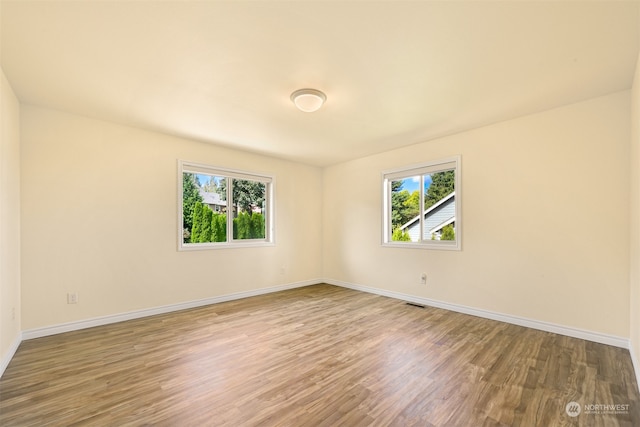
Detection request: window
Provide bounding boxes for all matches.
[178,160,274,250]
[382,156,461,250]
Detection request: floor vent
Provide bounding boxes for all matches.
[405,302,426,308]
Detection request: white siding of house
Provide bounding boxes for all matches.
[404,195,455,241]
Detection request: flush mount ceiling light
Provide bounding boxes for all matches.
[290,88,326,112]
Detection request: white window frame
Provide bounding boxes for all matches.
[382,155,461,251]
[178,160,275,250]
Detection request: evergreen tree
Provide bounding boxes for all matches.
[201,205,213,242]
[250,213,265,239]
[202,176,220,193]
[191,203,217,243]
[212,213,227,243]
[219,178,265,215]
[391,188,420,230]
[391,190,408,228]
[424,170,455,209]
[391,181,411,229]
[441,224,455,240]
[191,202,204,243]
[392,228,411,241]
[234,212,252,239]
[403,190,420,220]
[183,173,203,242]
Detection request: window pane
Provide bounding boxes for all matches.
[183,172,227,244]
[179,161,274,250]
[390,176,420,242]
[423,169,455,241]
[232,179,266,240]
[382,156,460,250]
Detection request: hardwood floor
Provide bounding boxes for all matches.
[1,284,638,426]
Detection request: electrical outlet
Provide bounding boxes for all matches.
[420,273,427,285]
[67,292,78,304]
[11,306,15,321]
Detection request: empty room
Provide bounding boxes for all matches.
[2,1,640,426]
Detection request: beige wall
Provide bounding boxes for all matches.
[12,82,638,352]
[631,52,640,373]
[0,68,21,358]
[20,106,323,330]
[323,91,631,337]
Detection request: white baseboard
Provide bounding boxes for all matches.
[325,278,631,349]
[0,332,22,378]
[8,278,635,381]
[22,279,319,340]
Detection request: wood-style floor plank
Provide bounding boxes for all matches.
[1,284,638,426]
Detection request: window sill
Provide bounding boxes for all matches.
[381,241,461,251]
[179,241,275,251]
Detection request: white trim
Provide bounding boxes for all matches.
[400,191,456,231]
[0,332,22,378]
[381,178,391,245]
[382,155,461,251]
[180,160,274,183]
[179,240,276,251]
[430,216,456,235]
[22,279,318,340]
[325,278,630,348]
[382,239,460,250]
[381,156,459,180]
[178,159,276,250]
[6,279,636,381]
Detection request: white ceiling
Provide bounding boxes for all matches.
[1,1,639,166]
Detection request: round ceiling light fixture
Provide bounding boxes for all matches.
[290,88,326,112]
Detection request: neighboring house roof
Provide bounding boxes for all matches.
[400,191,455,241]
[430,216,455,235]
[399,191,455,231]
[198,188,227,207]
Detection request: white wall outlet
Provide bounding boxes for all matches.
[67,292,78,304]
[420,273,427,285]
[11,306,15,321]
